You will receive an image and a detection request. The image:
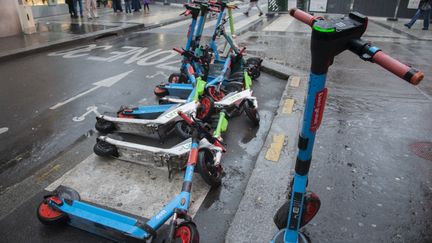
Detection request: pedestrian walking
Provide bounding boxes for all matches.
[125,0,132,14]
[143,0,150,13]
[112,0,123,12]
[405,0,432,30]
[86,0,98,19]
[132,0,141,12]
[66,0,77,18]
[243,0,263,17]
[76,0,84,17]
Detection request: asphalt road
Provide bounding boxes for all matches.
[0,22,286,242]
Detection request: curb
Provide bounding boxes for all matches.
[225,72,309,242]
[0,16,185,63]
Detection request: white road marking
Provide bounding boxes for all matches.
[0,127,8,135]
[50,70,134,110]
[72,106,101,122]
[263,14,294,32]
[146,71,169,79]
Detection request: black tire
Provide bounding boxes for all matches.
[37,197,68,226]
[154,85,169,97]
[168,73,188,84]
[175,121,193,140]
[196,96,214,121]
[197,148,222,188]
[273,200,290,230]
[244,100,260,126]
[229,71,244,81]
[94,140,119,157]
[246,57,263,67]
[273,192,321,230]
[173,222,200,243]
[95,118,115,134]
[223,82,244,93]
[206,86,225,101]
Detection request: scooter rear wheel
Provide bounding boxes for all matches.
[168,73,188,84]
[244,100,260,126]
[37,196,68,226]
[95,118,116,134]
[206,86,225,101]
[196,96,214,121]
[197,148,222,188]
[173,222,200,243]
[94,140,119,157]
[154,85,169,97]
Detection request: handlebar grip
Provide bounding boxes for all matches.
[372,51,424,85]
[289,8,315,27]
[178,111,194,125]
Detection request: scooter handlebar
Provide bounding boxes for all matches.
[372,51,424,85]
[180,9,192,16]
[289,8,316,27]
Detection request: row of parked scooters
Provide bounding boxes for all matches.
[36,1,425,243]
[37,0,263,242]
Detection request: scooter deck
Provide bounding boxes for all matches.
[99,136,192,170]
[128,104,176,118]
[98,102,198,136]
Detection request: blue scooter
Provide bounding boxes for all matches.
[271,9,424,243]
[37,111,226,242]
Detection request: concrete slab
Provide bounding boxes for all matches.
[46,154,209,219]
[226,75,308,242]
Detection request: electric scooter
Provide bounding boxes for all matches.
[271,9,424,243]
[37,112,226,242]
[157,0,262,101]
[94,110,229,179]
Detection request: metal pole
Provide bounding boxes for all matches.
[387,0,401,21]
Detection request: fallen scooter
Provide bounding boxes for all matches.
[271,9,424,243]
[37,112,226,242]
[94,111,229,179]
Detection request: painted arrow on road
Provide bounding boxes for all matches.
[50,70,134,110]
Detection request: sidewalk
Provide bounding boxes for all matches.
[0,4,184,61]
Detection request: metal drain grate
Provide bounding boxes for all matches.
[410,142,432,161]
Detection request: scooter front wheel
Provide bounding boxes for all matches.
[95,118,116,134]
[175,121,193,140]
[273,192,321,230]
[168,73,188,84]
[196,96,214,121]
[173,222,200,243]
[244,100,260,126]
[37,196,68,226]
[94,140,119,157]
[197,148,222,188]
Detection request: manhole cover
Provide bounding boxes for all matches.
[410,142,432,161]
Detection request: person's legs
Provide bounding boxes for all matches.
[72,0,78,17]
[144,3,149,12]
[78,0,83,16]
[406,9,422,28]
[423,9,430,29]
[126,1,131,13]
[86,0,92,18]
[255,1,263,15]
[244,2,253,15]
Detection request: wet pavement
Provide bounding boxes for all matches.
[0,4,184,58]
[0,10,283,242]
[0,9,431,243]
[228,13,432,242]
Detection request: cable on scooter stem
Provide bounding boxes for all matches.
[289,8,424,85]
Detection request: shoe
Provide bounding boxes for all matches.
[422,27,428,30]
[259,12,263,16]
[243,12,248,16]
[404,23,411,29]
[88,17,93,19]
